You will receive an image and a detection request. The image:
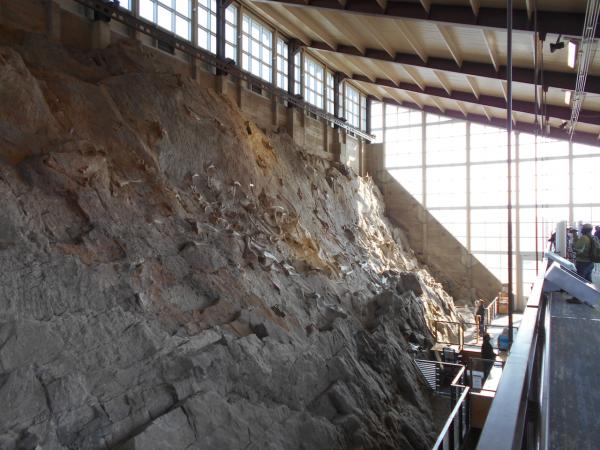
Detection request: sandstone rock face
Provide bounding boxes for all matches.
[0,28,458,449]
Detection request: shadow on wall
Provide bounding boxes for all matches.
[365,144,501,304]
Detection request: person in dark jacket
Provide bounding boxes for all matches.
[594,226,600,240]
[475,300,485,337]
[481,333,496,380]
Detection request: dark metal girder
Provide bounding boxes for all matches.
[350,74,600,126]
[253,0,592,38]
[380,97,600,147]
[310,41,600,96]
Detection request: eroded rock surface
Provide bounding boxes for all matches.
[0,28,458,450]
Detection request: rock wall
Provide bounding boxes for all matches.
[0,26,459,450]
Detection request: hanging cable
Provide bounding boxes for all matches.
[533,0,540,274]
[568,0,600,137]
[507,0,514,348]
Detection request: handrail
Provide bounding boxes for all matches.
[71,0,376,141]
[475,272,546,450]
[432,387,470,449]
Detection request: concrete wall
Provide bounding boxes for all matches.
[366,144,501,304]
[0,0,366,169]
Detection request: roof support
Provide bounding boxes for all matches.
[433,70,452,95]
[394,20,428,63]
[469,0,480,17]
[350,74,600,125]
[482,30,499,72]
[437,24,463,67]
[466,75,480,99]
[309,42,600,95]
[251,0,595,38]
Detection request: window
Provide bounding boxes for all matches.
[345,84,360,128]
[120,0,131,9]
[370,101,383,143]
[242,14,272,82]
[326,71,335,115]
[293,51,301,95]
[303,56,324,108]
[225,4,237,61]
[361,94,367,131]
[196,2,236,58]
[197,0,216,52]
[276,38,288,89]
[140,0,192,40]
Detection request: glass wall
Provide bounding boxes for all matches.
[242,13,272,82]
[375,101,600,302]
[140,0,192,40]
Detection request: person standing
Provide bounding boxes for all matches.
[573,223,595,282]
[481,333,496,380]
[475,300,485,337]
[594,226,600,240]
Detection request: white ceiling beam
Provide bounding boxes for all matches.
[466,75,480,99]
[402,66,426,91]
[406,91,424,109]
[482,106,492,121]
[469,0,480,16]
[352,16,396,58]
[254,4,311,45]
[456,101,468,117]
[317,13,365,55]
[437,24,463,67]
[370,60,400,87]
[395,20,428,63]
[433,70,452,95]
[500,80,508,103]
[385,88,409,107]
[482,30,499,73]
[431,96,446,113]
[525,0,533,20]
[293,10,338,50]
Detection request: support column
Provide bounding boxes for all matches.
[235,3,244,108]
[191,0,198,79]
[421,110,428,262]
[568,141,574,224]
[515,132,523,310]
[271,31,279,127]
[286,40,302,139]
[466,121,474,300]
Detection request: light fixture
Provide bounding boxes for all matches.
[550,35,565,53]
[568,40,578,68]
[564,90,572,104]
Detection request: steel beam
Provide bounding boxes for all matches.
[310,42,600,96]
[252,0,593,38]
[350,74,600,126]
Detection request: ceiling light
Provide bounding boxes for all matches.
[568,41,578,68]
[550,35,565,53]
[564,90,572,104]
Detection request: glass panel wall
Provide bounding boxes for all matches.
[376,102,600,302]
[241,13,272,82]
[140,0,192,40]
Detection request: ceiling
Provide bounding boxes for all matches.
[244,0,600,146]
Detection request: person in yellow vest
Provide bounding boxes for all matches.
[573,223,595,282]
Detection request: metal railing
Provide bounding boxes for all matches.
[475,270,547,450]
[433,320,465,348]
[485,296,500,325]
[71,0,375,141]
[431,363,471,450]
